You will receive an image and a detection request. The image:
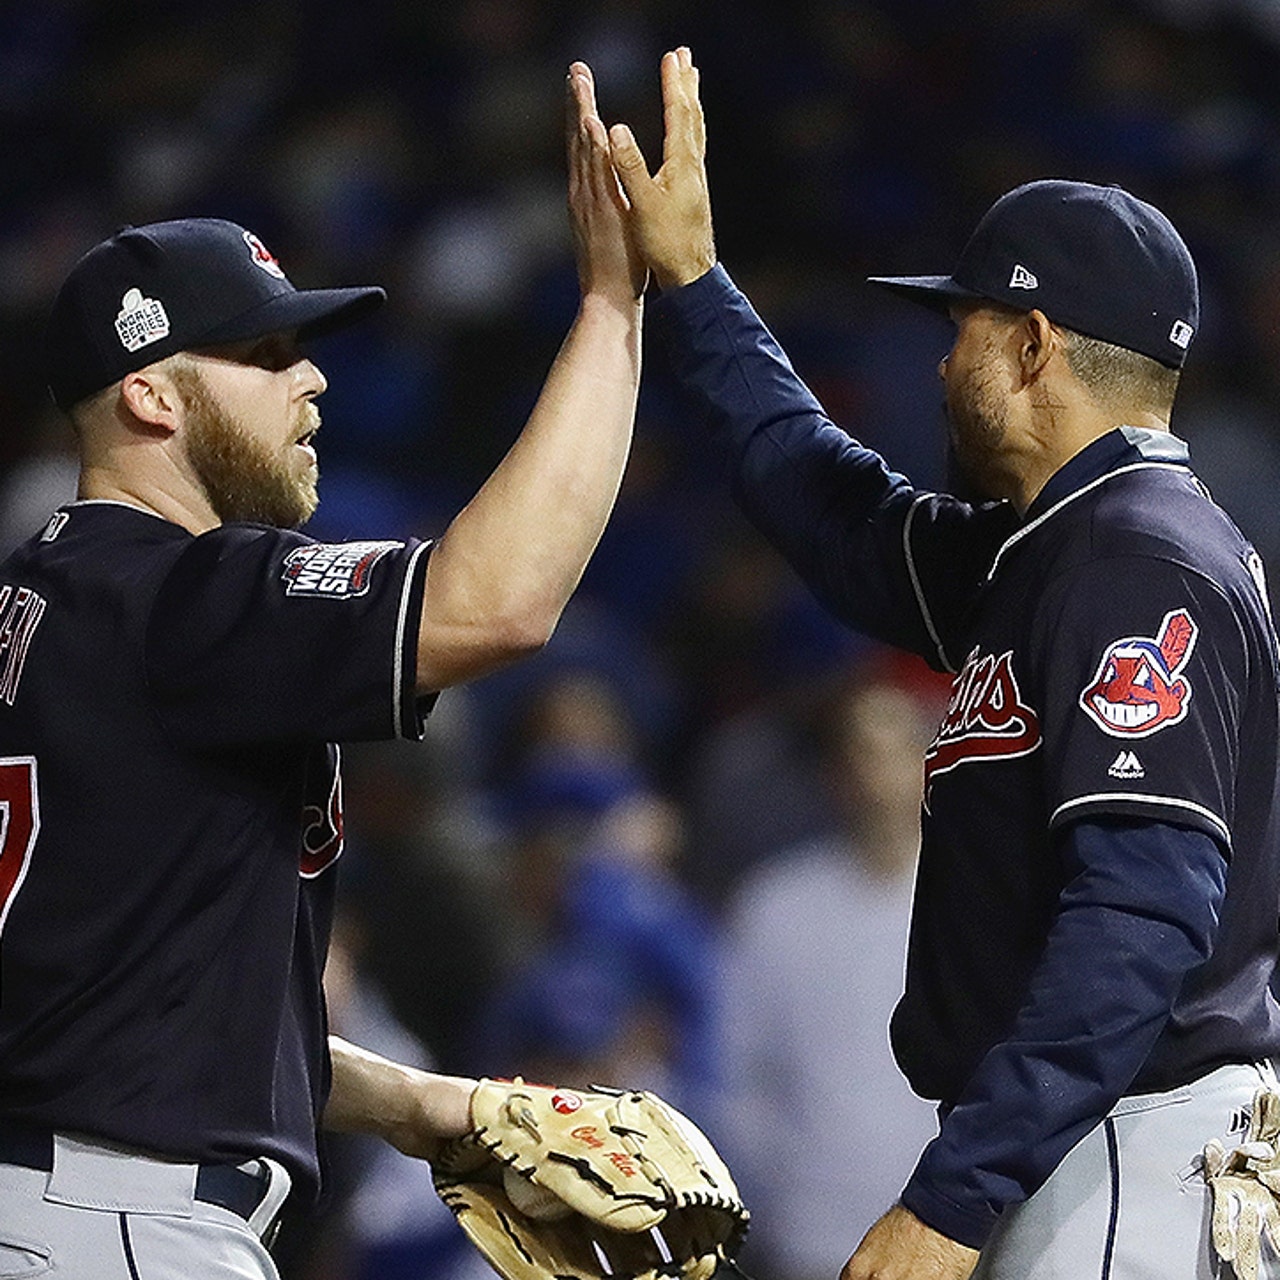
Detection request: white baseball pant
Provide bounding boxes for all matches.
[0,1131,290,1279]
[973,1060,1280,1280]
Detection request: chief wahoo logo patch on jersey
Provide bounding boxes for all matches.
[1079,609,1198,737]
[923,647,1042,808]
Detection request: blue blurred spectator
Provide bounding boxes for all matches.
[716,654,947,1280]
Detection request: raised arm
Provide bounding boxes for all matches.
[608,50,1012,669]
[415,62,645,693]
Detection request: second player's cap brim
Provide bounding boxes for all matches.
[863,181,1200,367]
[865,274,985,314]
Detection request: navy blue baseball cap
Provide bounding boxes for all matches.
[868,179,1199,369]
[45,218,386,410]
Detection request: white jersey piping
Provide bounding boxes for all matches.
[1051,792,1231,846]
[986,461,1192,582]
[393,540,431,738]
[903,492,953,673]
[65,498,173,522]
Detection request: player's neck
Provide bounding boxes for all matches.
[78,464,221,536]
[1014,407,1171,515]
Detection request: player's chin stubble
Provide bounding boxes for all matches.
[174,365,319,529]
[945,343,1011,501]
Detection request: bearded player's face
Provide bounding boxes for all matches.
[173,334,327,529]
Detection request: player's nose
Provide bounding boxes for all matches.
[297,357,328,398]
[937,355,949,381]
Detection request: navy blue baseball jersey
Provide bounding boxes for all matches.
[655,266,1280,1246]
[0,501,432,1202]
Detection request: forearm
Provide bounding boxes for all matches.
[655,267,962,654]
[903,820,1226,1248]
[416,293,641,691]
[323,1035,476,1160]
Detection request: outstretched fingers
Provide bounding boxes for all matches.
[603,47,715,290]
[566,65,598,186]
[565,60,647,301]
[660,46,704,168]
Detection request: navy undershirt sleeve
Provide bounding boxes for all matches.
[900,816,1226,1249]
[653,267,1014,667]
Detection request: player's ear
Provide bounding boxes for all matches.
[119,363,184,435]
[1016,309,1057,383]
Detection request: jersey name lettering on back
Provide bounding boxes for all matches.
[923,646,1042,806]
[0,585,47,706]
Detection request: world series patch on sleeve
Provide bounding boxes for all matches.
[432,1079,750,1280]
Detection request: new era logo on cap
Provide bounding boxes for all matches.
[1169,319,1194,349]
[1008,264,1039,290]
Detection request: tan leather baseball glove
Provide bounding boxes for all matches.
[432,1079,749,1280]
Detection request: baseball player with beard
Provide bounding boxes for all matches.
[0,64,642,1278]
[608,48,1280,1280]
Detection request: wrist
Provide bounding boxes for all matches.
[900,1172,999,1252]
[653,251,717,291]
[578,289,645,323]
[386,1069,476,1158]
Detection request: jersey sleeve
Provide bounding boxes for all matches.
[901,817,1226,1248]
[145,525,434,747]
[653,266,1018,671]
[1033,555,1246,848]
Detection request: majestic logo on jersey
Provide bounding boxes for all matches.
[114,287,170,352]
[281,540,402,598]
[242,230,286,279]
[1079,609,1197,738]
[1107,749,1145,780]
[923,646,1041,806]
[1245,551,1280,666]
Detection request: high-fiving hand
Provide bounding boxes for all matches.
[566,61,647,306]
[607,47,717,291]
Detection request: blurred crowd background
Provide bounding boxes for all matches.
[4,1,1280,1277]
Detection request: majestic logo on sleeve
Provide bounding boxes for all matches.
[1079,609,1197,737]
[923,647,1042,806]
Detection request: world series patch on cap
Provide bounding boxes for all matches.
[868,179,1200,369]
[44,219,386,411]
